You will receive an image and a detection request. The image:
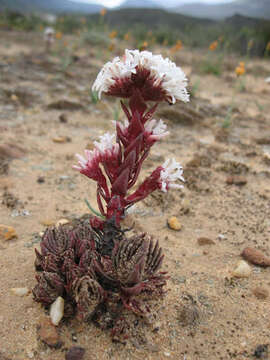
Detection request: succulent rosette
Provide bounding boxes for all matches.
[33,49,189,339]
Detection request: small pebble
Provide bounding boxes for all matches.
[218,234,226,240]
[50,296,65,326]
[232,260,251,278]
[56,218,70,227]
[37,316,61,348]
[181,198,190,213]
[242,247,270,267]
[52,136,71,143]
[59,114,68,123]
[0,224,18,241]
[10,287,29,296]
[65,346,85,360]
[26,350,34,359]
[37,176,45,184]
[253,286,269,300]
[226,175,247,186]
[197,237,215,246]
[167,216,181,231]
[11,94,18,102]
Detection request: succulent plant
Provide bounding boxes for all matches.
[33,49,189,339]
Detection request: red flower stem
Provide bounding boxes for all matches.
[96,187,106,216]
[127,148,150,189]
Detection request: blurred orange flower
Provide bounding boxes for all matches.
[170,40,183,53]
[209,40,218,51]
[124,32,130,41]
[109,30,117,39]
[139,41,148,51]
[266,41,270,52]
[100,8,107,16]
[235,61,245,76]
[55,31,63,40]
[80,17,86,25]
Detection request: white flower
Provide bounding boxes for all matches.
[93,132,119,157]
[160,158,184,192]
[92,49,189,104]
[44,27,55,42]
[145,119,169,139]
[112,119,129,134]
[73,132,120,172]
[73,149,98,171]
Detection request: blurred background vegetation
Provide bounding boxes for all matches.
[0,0,269,57]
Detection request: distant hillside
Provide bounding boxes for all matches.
[173,0,270,20]
[0,0,102,14]
[117,0,160,9]
[94,8,213,30]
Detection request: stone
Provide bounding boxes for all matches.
[226,175,247,186]
[167,216,181,231]
[0,143,25,159]
[253,287,269,300]
[241,247,270,267]
[197,237,215,246]
[50,297,65,326]
[37,316,61,348]
[52,136,71,143]
[0,225,18,241]
[232,260,251,278]
[10,287,30,296]
[56,218,70,227]
[65,346,85,360]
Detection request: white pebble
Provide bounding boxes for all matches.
[10,287,30,296]
[50,296,64,326]
[232,260,251,278]
[56,218,69,227]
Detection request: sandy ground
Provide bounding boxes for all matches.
[0,30,270,360]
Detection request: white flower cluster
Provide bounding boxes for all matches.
[145,119,169,139]
[160,158,184,192]
[74,150,95,171]
[44,27,55,43]
[74,132,119,172]
[94,132,119,156]
[92,49,189,104]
